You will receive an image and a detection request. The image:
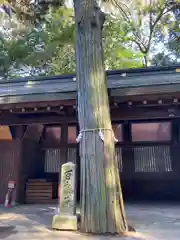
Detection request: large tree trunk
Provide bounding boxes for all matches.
[73,0,128,234]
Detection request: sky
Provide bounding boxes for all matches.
[65,0,73,7]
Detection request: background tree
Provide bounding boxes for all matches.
[0,6,143,78]
[103,17,143,69]
[106,0,180,66]
[151,52,177,66]
[0,10,34,78]
[151,6,180,66]
[166,8,180,61]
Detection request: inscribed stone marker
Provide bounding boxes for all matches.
[52,162,77,230]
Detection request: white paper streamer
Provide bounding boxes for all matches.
[76,130,118,143]
[99,130,118,142]
[114,136,118,142]
[76,132,82,143]
[99,130,104,141]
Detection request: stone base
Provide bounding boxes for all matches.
[52,215,77,231]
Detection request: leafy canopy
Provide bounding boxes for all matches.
[0,6,143,78]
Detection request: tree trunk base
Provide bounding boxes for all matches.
[77,213,135,235]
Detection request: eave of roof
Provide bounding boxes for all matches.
[0,65,179,105]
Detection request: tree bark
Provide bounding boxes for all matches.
[143,55,149,67]
[73,0,128,234]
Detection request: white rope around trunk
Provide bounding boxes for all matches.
[76,128,118,143]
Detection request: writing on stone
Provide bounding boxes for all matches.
[60,162,76,215]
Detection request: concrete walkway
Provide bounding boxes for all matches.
[0,203,180,239]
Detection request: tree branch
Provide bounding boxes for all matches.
[113,1,132,24]
[149,0,153,31]
[145,2,179,53]
[132,38,147,54]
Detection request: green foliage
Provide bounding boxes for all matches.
[103,18,143,69]
[0,7,144,78]
[151,52,177,66]
[0,26,43,78]
[36,8,143,73]
[23,8,76,75]
[0,7,76,77]
[108,0,180,65]
[151,6,180,66]
[0,0,65,23]
[0,0,179,77]
[167,9,180,59]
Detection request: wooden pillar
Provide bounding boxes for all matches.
[23,124,44,142]
[60,124,68,165]
[121,121,134,175]
[17,124,44,203]
[58,124,68,202]
[76,125,80,202]
[8,126,26,203]
[121,121,134,199]
[170,119,180,176]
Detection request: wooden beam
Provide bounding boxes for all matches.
[0,99,76,110]
[1,105,180,126]
[9,107,67,115]
[111,107,180,121]
[0,113,77,125]
[111,98,180,108]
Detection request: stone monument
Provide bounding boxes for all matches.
[52,162,77,230]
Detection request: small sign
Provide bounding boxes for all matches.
[8,181,15,189]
